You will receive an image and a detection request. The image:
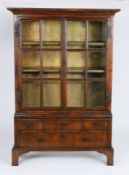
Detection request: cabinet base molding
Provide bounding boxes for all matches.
[12,146,114,166]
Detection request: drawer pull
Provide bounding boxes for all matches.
[82,138,93,142]
[42,128,47,131]
[37,138,45,143]
[93,122,99,126]
[60,123,66,129]
[60,133,66,139]
[27,123,33,128]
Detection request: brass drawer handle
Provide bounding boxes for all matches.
[27,123,33,128]
[60,123,66,129]
[60,133,66,139]
[37,138,45,143]
[93,122,99,127]
[82,138,92,142]
[42,128,47,131]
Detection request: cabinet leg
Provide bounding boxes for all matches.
[98,148,114,166]
[106,149,114,166]
[12,147,29,166]
[12,148,19,166]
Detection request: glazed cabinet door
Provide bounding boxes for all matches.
[21,20,62,108]
[65,20,107,108]
[19,18,109,109]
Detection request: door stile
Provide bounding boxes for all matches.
[61,18,67,108]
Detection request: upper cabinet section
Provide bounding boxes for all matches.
[8,8,120,109]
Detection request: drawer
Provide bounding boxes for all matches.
[42,120,82,131]
[82,120,108,131]
[16,120,43,130]
[16,119,82,131]
[16,119,108,131]
[17,131,107,148]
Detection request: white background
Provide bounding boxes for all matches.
[0,0,129,174]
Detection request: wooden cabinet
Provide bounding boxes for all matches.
[8,8,120,166]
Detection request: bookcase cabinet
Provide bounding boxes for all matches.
[8,8,120,166]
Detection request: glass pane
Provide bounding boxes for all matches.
[22,51,40,68]
[43,51,60,68]
[67,81,84,107]
[43,81,61,107]
[22,69,40,78]
[87,52,105,69]
[87,51,105,78]
[87,81,105,107]
[88,21,106,48]
[42,20,61,48]
[22,81,40,107]
[21,21,40,48]
[67,51,85,68]
[67,21,85,49]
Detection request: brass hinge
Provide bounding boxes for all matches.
[16,90,21,104]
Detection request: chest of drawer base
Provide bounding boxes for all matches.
[16,131,108,148]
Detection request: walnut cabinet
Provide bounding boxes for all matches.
[8,8,120,166]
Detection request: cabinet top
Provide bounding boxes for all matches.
[7,8,120,17]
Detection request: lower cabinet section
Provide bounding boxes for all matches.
[15,118,109,148]
[17,131,107,148]
[13,116,113,166]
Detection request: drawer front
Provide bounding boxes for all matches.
[17,131,107,148]
[42,120,82,131]
[16,119,108,131]
[83,120,108,131]
[16,119,82,131]
[16,120,43,130]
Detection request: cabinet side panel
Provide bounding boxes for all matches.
[14,16,21,111]
[106,17,113,112]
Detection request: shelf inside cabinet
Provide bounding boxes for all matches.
[88,42,106,48]
[67,68,85,79]
[22,69,40,78]
[87,69,105,73]
[67,41,85,49]
[22,41,40,48]
[42,41,61,48]
[67,68,85,72]
[87,69,105,78]
[43,68,61,72]
[43,68,61,78]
